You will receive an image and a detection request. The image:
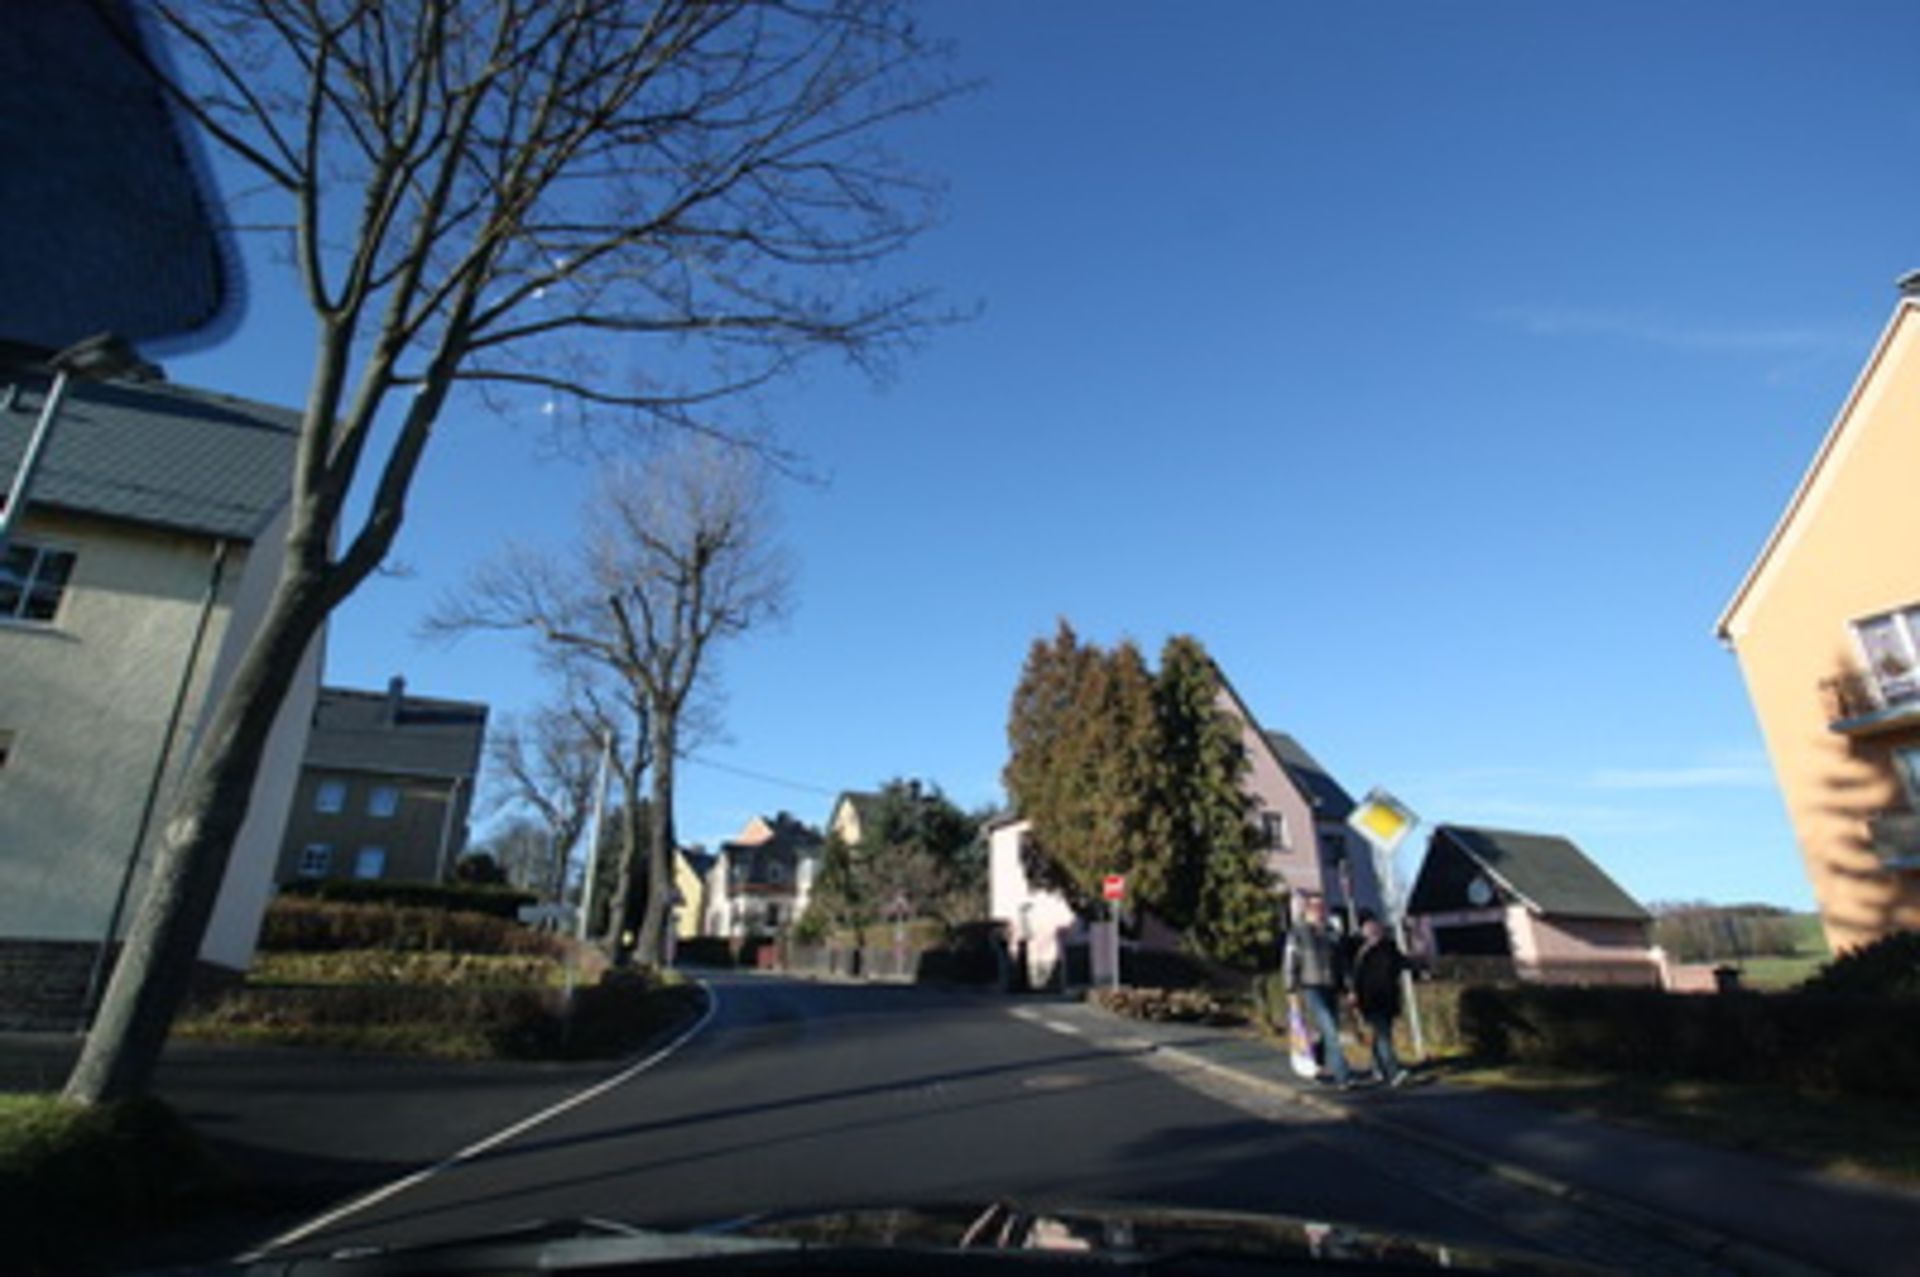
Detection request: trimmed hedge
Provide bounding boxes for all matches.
[277,878,537,919]
[180,969,702,1061]
[1458,983,1920,1100]
[258,896,565,957]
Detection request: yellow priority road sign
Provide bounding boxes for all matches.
[1349,788,1416,852]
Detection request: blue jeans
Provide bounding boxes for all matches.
[1364,1010,1402,1079]
[1302,987,1350,1084]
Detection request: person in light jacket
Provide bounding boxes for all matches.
[1283,894,1352,1088]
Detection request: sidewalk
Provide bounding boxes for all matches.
[1052,1000,1920,1277]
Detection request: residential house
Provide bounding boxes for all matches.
[990,664,1384,988]
[276,678,488,885]
[704,812,824,938]
[0,355,315,1027]
[1405,824,1661,986]
[674,846,715,941]
[827,789,881,848]
[1716,279,1920,953]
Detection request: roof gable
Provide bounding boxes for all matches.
[1717,297,1918,642]
[1262,731,1357,820]
[1419,824,1649,922]
[304,685,489,780]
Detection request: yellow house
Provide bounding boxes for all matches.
[1717,280,1920,952]
[673,847,714,940]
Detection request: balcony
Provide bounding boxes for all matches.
[1866,808,1920,872]
[1822,670,1920,737]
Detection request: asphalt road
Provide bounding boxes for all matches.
[244,975,1633,1266]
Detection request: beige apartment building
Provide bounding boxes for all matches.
[1717,281,1920,952]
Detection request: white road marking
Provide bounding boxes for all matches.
[235,977,721,1261]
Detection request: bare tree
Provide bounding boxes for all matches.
[436,438,791,965]
[67,0,952,1104]
[484,694,607,901]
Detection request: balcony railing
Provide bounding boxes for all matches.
[1821,669,1920,735]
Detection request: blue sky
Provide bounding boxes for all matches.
[168,2,1920,911]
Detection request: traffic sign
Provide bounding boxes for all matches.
[1102,873,1127,902]
[1349,788,1417,852]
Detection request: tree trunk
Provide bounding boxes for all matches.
[604,772,644,960]
[635,714,676,967]
[64,569,327,1104]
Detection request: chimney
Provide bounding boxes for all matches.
[1898,269,1920,298]
[387,675,406,724]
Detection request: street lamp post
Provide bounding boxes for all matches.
[0,333,159,560]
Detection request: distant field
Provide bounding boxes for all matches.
[1731,913,1830,990]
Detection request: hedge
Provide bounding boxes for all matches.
[277,878,537,919]
[1091,985,1242,1026]
[258,896,565,957]
[1458,983,1920,1100]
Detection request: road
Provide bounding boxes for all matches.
[242,975,1728,1271]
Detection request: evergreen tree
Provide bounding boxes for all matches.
[1157,636,1277,966]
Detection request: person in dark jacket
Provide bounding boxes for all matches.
[1283,894,1352,1088]
[1349,909,1410,1087]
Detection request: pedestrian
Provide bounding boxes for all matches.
[1350,909,1411,1087]
[1283,894,1353,1089]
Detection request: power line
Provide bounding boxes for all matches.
[682,752,840,798]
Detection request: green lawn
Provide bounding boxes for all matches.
[1725,913,1832,989]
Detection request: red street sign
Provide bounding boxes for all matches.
[1102,874,1126,902]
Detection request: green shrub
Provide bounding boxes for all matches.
[277,878,536,919]
[1801,930,1920,999]
[258,896,565,957]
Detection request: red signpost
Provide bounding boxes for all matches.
[1102,874,1126,902]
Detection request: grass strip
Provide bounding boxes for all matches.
[0,1093,228,1275]
[1440,1061,1920,1188]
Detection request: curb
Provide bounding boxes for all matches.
[1084,1007,1832,1277]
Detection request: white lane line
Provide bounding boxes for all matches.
[236,978,721,1261]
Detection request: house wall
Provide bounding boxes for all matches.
[1724,303,1920,952]
[0,510,239,946]
[988,819,1080,988]
[1507,910,1661,985]
[673,855,706,939]
[1221,690,1326,903]
[0,503,313,1005]
[192,500,317,972]
[276,766,470,885]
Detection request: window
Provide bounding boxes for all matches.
[1897,748,1920,809]
[765,903,782,927]
[0,543,76,623]
[767,860,786,885]
[1261,810,1289,851]
[367,784,400,818]
[297,844,332,878]
[1323,830,1347,864]
[1853,607,1920,706]
[354,847,387,880]
[314,778,347,813]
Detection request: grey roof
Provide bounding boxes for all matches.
[1435,824,1650,922]
[1263,731,1356,820]
[0,370,299,541]
[0,0,238,350]
[304,685,490,782]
